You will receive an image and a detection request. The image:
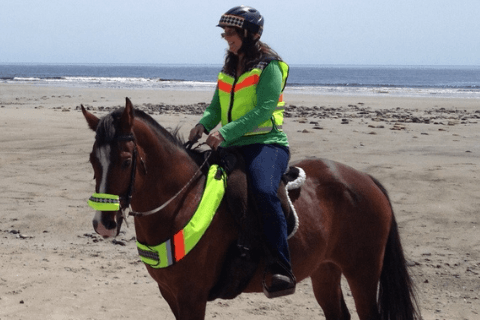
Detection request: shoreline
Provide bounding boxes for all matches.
[2,83,480,111]
[3,81,480,99]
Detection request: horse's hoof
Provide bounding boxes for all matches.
[263,274,296,299]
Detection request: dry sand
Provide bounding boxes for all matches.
[0,83,479,319]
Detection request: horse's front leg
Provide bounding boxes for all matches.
[158,284,208,320]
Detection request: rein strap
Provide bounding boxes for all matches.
[128,152,212,217]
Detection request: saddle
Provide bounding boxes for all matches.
[207,147,305,301]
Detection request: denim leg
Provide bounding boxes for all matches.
[239,144,291,270]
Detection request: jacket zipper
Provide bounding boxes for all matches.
[227,77,238,123]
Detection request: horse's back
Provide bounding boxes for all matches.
[293,157,392,217]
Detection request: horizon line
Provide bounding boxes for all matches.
[1,62,479,68]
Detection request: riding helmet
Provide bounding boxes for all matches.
[217,5,264,36]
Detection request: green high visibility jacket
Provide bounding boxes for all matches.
[199,59,290,148]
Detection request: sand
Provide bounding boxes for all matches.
[0,83,479,319]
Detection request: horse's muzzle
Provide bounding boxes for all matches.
[93,211,122,238]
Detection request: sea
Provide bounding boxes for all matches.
[1,63,480,98]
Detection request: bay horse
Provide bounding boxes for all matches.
[82,98,420,320]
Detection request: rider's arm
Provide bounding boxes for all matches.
[198,87,221,134]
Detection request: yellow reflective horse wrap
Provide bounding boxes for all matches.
[88,193,120,211]
[136,164,227,268]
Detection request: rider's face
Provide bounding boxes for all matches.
[222,27,242,55]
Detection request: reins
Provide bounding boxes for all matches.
[118,138,211,219]
[127,153,211,217]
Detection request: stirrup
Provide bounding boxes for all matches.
[262,273,296,299]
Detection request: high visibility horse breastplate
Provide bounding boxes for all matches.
[136,164,227,268]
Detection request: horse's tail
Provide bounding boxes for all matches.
[370,176,421,320]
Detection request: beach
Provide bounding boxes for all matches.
[0,83,479,319]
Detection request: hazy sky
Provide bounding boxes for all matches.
[1,0,479,65]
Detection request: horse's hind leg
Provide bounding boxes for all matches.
[311,263,350,320]
[342,258,382,320]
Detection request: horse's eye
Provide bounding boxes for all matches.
[122,159,132,169]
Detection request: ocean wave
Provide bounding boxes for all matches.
[288,82,480,89]
[3,76,217,91]
[2,76,480,98]
[286,85,480,98]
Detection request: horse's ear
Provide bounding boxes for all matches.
[81,105,99,131]
[120,97,135,133]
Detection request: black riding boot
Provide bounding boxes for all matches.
[263,258,296,298]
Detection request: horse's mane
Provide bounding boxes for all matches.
[95,108,206,164]
[133,108,184,148]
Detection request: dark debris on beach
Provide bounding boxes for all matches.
[77,102,208,115]
[76,102,480,126]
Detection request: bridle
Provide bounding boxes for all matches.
[114,133,138,216]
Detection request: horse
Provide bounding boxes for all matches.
[81,98,420,320]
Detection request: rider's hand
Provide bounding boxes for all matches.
[206,131,224,150]
[189,124,205,142]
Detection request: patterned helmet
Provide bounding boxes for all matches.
[217,5,264,36]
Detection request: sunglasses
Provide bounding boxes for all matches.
[221,29,240,38]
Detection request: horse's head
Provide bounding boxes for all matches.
[82,98,142,238]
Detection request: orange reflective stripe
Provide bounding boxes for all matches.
[218,80,232,93]
[173,230,186,261]
[234,74,259,92]
[278,93,284,102]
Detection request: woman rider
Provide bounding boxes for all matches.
[189,5,295,298]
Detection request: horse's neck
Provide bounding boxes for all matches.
[136,124,200,191]
[133,134,205,244]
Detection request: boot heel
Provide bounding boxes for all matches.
[262,274,296,299]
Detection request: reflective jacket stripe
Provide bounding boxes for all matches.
[250,125,283,133]
[234,74,259,92]
[218,80,232,93]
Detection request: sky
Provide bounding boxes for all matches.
[1,0,479,66]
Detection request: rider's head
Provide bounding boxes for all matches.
[218,5,280,74]
[217,5,264,39]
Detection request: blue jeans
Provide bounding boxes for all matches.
[238,143,291,272]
